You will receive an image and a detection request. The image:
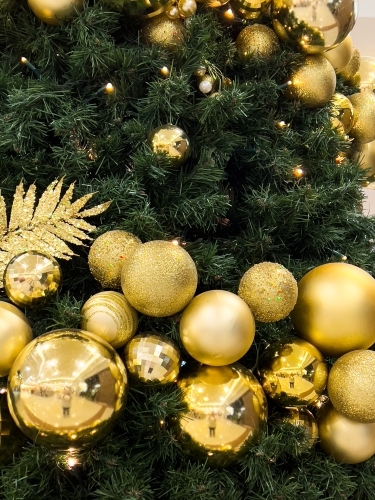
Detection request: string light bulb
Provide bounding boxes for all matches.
[223,8,235,21]
[160,66,170,77]
[20,57,41,79]
[105,83,114,94]
[293,166,304,178]
[172,239,180,246]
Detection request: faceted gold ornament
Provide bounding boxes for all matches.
[358,56,375,91]
[276,407,318,449]
[323,35,354,73]
[142,15,185,50]
[176,363,268,467]
[148,124,191,166]
[235,24,280,60]
[7,329,128,449]
[349,92,375,144]
[230,0,270,20]
[0,388,27,465]
[28,0,84,25]
[330,93,354,135]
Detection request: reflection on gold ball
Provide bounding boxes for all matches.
[121,240,197,317]
[230,0,270,20]
[121,0,173,18]
[351,140,375,178]
[7,329,127,449]
[148,124,191,166]
[358,56,375,91]
[176,363,268,467]
[238,262,298,323]
[349,92,375,144]
[235,24,280,60]
[142,15,185,50]
[291,263,375,358]
[330,93,354,135]
[323,35,353,73]
[180,290,255,366]
[258,338,328,407]
[340,48,361,82]
[276,407,318,449]
[28,0,84,25]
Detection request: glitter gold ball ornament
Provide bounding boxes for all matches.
[142,15,185,50]
[7,329,127,449]
[121,240,197,317]
[323,35,353,73]
[258,338,328,407]
[235,24,280,60]
[351,140,375,178]
[88,230,141,289]
[176,363,268,467]
[124,332,181,384]
[179,290,255,366]
[291,263,375,358]
[358,56,375,91]
[348,92,375,144]
[230,0,270,20]
[0,388,27,465]
[276,407,318,448]
[340,47,361,82]
[178,0,197,17]
[148,124,191,166]
[28,0,84,25]
[81,291,138,349]
[330,93,354,135]
[238,262,298,323]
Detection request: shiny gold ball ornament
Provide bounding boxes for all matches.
[235,25,280,60]
[348,92,375,144]
[0,388,27,465]
[340,47,361,82]
[176,363,268,466]
[330,93,354,135]
[358,56,375,91]
[179,290,255,366]
[178,0,197,17]
[142,15,185,51]
[148,124,190,166]
[291,263,375,358]
[124,332,181,384]
[276,407,318,448]
[88,230,141,289]
[28,0,84,25]
[285,56,336,108]
[238,262,298,323]
[121,240,197,317]
[7,329,127,449]
[323,35,354,73]
[230,0,270,20]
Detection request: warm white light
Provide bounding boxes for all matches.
[68,457,77,468]
[105,83,114,94]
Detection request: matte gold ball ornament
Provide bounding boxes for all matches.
[142,15,185,50]
[276,407,318,449]
[330,93,354,135]
[235,25,280,60]
[358,56,375,91]
[28,0,84,25]
[323,35,354,73]
[349,92,375,144]
[230,0,270,20]
[148,124,191,166]
[340,48,361,83]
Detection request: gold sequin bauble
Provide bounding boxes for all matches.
[4,251,62,309]
[258,338,328,407]
[88,230,141,289]
[0,389,27,465]
[81,291,138,349]
[235,24,280,60]
[323,35,354,73]
[271,0,357,54]
[276,407,318,448]
[28,0,84,25]
[179,290,255,366]
[351,140,375,178]
[148,124,191,166]
[121,240,197,317]
[238,262,298,323]
[349,92,375,144]
[330,93,354,135]
[120,0,173,18]
[285,56,336,108]
[358,56,375,91]
[176,363,268,467]
[318,401,375,464]
[124,332,181,384]
[291,263,375,358]
[0,302,33,377]
[7,329,127,449]
[142,15,185,50]
[340,48,361,82]
[230,0,270,20]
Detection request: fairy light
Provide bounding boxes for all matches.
[67,456,78,468]
[278,81,292,90]
[293,166,304,178]
[20,57,41,79]
[172,239,180,246]
[105,83,114,94]
[160,66,170,77]
[223,8,235,21]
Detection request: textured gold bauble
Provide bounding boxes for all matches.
[235,24,280,60]
[4,251,62,308]
[318,401,375,464]
[230,0,270,20]
[142,15,185,50]
[180,290,255,366]
[148,124,191,166]
[258,338,328,407]
[285,56,336,108]
[0,302,33,377]
[291,263,375,358]
[121,240,197,317]
[81,291,138,349]
[121,0,173,18]
[0,389,27,465]
[88,230,141,289]
[238,262,298,323]
[271,0,357,54]
[7,329,127,449]
[349,92,375,144]
[330,93,354,135]
[28,0,84,25]
[276,407,318,448]
[351,140,375,178]
[358,56,375,91]
[176,363,268,467]
[340,48,361,82]
[124,332,181,384]
[323,35,353,73]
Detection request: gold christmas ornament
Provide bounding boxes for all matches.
[178,0,197,17]
[285,56,336,108]
[351,140,375,178]
[165,4,179,18]
[0,388,27,465]
[148,124,191,166]
[121,240,197,317]
[81,291,138,349]
[7,329,128,449]
[291,263,375,358]
[323,35,354,73]
[235,24,280,60]
[276,407,318,448]
[28,0,84,25]
[142,15,185,50]
[121,0,173,18]
[330,93,354,135]
[197,74,216,94]
[238,262,298,323]
[179,290,255,366]
[124,332,181,384]
[349,92,375,144]
[230,0,270,20]
[258,338,328,407]
[176,363,268,467]
[358,56,375,91]
[88,230,141,289]
[340,47,361,82]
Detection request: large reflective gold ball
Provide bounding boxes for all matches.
[291,263,375,358]
[148,124,190,166]
[0,302,33,377]
[121,240,197,317]
[180,290,255,366]
[330,93,354,135]
[7,329,127,449]
[176,363,267,467]
[351,140,375,178]
[0,388,27,465]
[28,0,84,25]
[358,56,375,91]
[235,25,280,60]
[258,338,328,407]
[276,407,318,449]
[323,35,353,73]
[121,0,172,18]
[349,92,375,144]
[142,15,185,50]
[231,0,270,20]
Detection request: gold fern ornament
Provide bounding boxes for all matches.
[0,179,111,288]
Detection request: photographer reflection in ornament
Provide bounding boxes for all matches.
[208,412,217,437]
[61,389,72,417]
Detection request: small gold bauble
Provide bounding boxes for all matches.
[330,93,354,135]
[81,291,138,349]
[142,15,185,50]
[176,363,268,467]
[0,302,33,377]
[88,230,141,289]
[285,55,336,108]
[148,124,191,166]
[323,35,354,73]
[349,92,375,144]
[235,24,280,60]
[28,0,84,25]
[0,389,27,465]
[178,0,197,17]
[340,48,361,82]
[318,401,375,464]
[121,0,173,18]
[358,56,375,91]
[165,4,179,18]
[121,240,197,317]
[230,0,270,20]
[258,338,328,407]
[7,329,127,449]
[276,407,318,449]
[4,251,62,309]
[238,262,298,323]
[291,263,375,358]
[124,332,181,384]
[179,290,255,366]
[351,140,375,178]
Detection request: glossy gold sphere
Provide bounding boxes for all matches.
[330,93,354,135]
[0,389,27,465]
[180,290,255,366]
[28,0,84,25]
[178,0,197,17]
[358,56,375,91]
[121,0,173,18]
[291,263,375,358]
[148,124,190,166]
[276,407,318,449]
[142,15,185,50]
[7,329,127,449]
[231,0,270,20]
[176,363,268,467]
[351,140,375,178]
[235,24,280,60]
[349,92,375,144]
[323,35,354,73]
